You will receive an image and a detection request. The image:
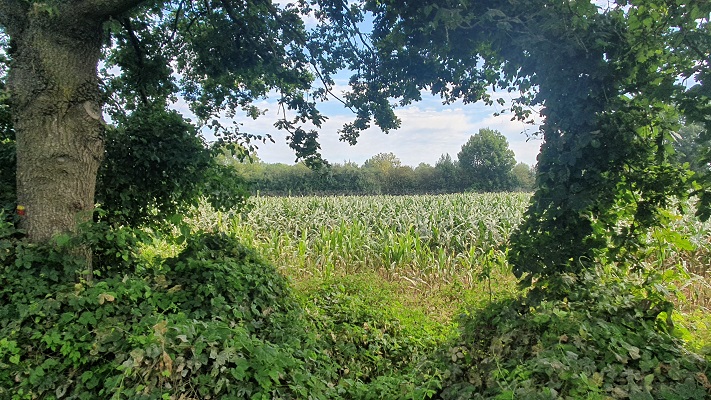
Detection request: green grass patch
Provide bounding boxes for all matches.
[293,274,453,398]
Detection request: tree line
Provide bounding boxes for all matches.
[224,128,536,196]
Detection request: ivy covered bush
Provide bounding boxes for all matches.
[437,267,711,399]
[96,106,252,228]
[0,218,453,399]
[0,222,336,399]
[3,212,711,399]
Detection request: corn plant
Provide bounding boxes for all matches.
[226,193,531,289]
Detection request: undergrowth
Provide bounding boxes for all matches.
[0,218,449,399]
[295,274,452,399]
[437,267,711,399]
[0,221,336,399]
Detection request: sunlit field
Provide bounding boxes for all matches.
[235,193,526,282]
[187,193,527,321]
[190,192,711,325]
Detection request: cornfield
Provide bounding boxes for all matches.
[216,193,532,289]
[189,192,711,308]
[651,207,711,311]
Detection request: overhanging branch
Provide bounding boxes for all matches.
[119,17,150,106]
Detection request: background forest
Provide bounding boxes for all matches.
[227,128,536,196]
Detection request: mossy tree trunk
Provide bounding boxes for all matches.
[1,0,146,243]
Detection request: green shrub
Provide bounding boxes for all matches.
[96,106,251,228]
[438,266,710,399]
[0,224,334,399]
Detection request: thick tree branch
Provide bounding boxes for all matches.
[119,17,150,106]
[168,0,186,41]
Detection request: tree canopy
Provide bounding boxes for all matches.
[457,128,516,192]
[511,162,535,191]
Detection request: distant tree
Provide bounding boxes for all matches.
[511,162,536,191]
[673,122,709,176]
[414,162,438,192]
[259,163,315,195]
[434,154,460,192]
[388,164,417,194]
[457,128,516,192]
[362,153,399,193]
[328,162,366,194]
[363,152,402,170]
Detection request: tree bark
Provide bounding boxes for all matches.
[2,0,153,243]
[5,4,107,242]
[0,0,150,242]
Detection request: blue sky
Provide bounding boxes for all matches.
[238,0,620,168]
[166,60,543,167]
[225,86,543,168]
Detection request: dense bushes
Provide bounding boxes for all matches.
[0,222,335,399]
[0,219,449,399]
[437,267,711,399]
[2,212,709,399]
[97,106,251,227]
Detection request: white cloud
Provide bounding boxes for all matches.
[167,82,543,167]
[233,97,543,167]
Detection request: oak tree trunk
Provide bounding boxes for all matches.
[6,9,106,243]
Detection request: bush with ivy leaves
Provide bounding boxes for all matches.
[0,220,336,399]
[96,105,251,227]
[437,266,710,399]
